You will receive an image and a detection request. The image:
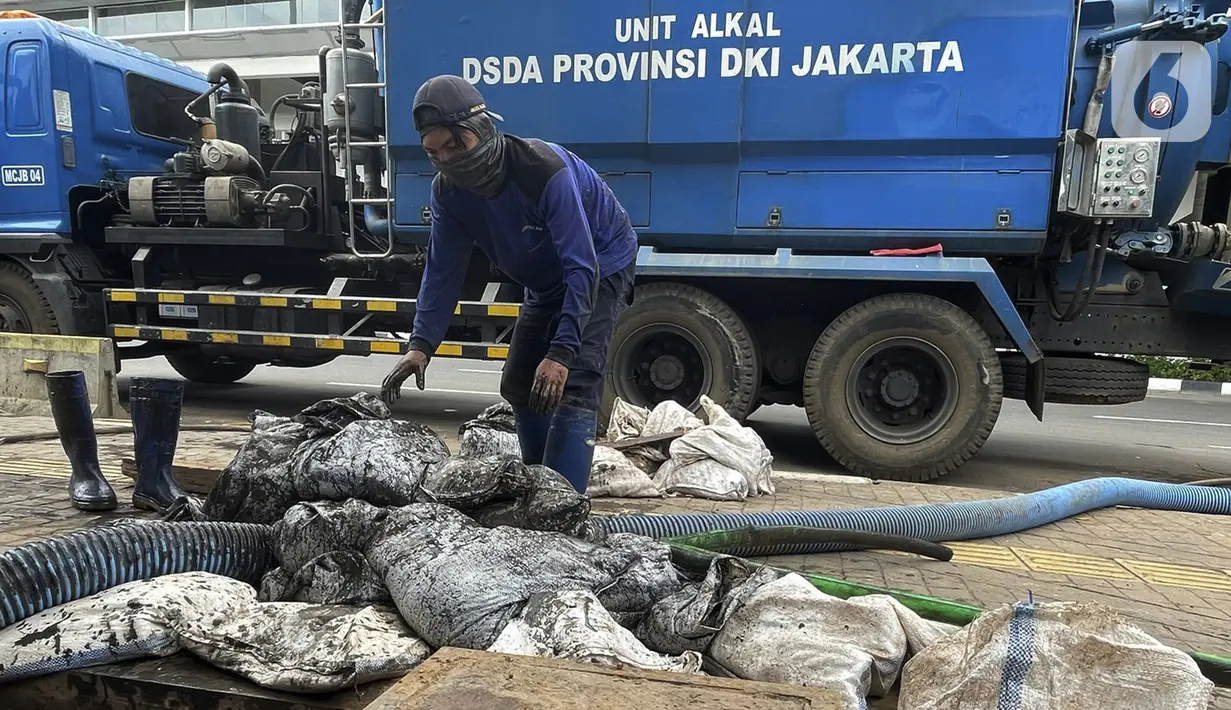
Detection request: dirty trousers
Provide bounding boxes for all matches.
[499,262,635,411]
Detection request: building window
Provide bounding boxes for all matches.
[193,0,293,30]
[40,8,90,29]
[295,0,338,24]
[126,72,201,143]
[96,1,185,36]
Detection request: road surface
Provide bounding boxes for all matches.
[117,353,1231,493]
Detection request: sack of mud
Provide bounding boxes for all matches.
[606,398,703,473]
[707,573,953,709]
[419,454,590,534]
[0,571,431,693]
[587,446,660,498]
[458,401,522,459]
[261,499,683,652]
[655,396,775,500]
[899,600,1214,710]
[488,589,703,674]
[367,502,683,650]
[203,393,449,524]
[637,555,779,655]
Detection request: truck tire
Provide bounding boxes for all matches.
[0,261,59,333]
[601,282,760,426]
[1001,353,1149,405]
[166,351,256,385]
[801,293,1003,482]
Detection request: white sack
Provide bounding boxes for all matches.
[708,573,954,710]
[587,445,661,498]
[487,589,703,675]
[655,396,775,500]
[608,398,704,473]
[899,600,1214,710]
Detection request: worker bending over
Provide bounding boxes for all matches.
[381,75,637,493]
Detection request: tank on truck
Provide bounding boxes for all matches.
[85,0,1231,487]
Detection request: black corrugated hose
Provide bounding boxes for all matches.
[0,521,274,630]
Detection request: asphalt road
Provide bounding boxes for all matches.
[117,353,1231,493]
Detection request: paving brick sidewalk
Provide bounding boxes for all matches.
[3,413,1230,707]
[596,474,1231,663]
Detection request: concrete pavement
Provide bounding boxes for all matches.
[115,353,1231,493]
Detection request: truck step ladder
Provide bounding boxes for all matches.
[337,3,394,259]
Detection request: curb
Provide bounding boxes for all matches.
[1148,377,1231,396]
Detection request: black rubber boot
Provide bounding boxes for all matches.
[129,377,190,513]
[45,371,118,512]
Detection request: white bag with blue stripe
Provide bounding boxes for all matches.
[898,599,1213,710]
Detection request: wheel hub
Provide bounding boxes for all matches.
[845,337,959,445]
[649,354,686,390]
[0,295,30,333]
[614,324,713,409]
[880,370,920,407]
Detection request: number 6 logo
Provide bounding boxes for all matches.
[1110,39,1212,143]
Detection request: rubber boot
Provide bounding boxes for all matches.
[512,404,553,465]
[129,377,190,513]
[45,371,118,511]
[542,404,598,494]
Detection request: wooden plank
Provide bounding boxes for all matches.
[602,428,687,451]
[364,647,844,710]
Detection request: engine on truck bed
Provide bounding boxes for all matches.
[119,65,322,235]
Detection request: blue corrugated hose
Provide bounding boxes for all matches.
[0,521,273,630]
[597,477,1231,554]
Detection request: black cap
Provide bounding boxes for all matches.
[412,75,505,133]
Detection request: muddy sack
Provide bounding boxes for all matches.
[203,393,450,524]
[262,499,683,651]
[587,446,660,498]
[259,499,388,604]
[707,573,954,709]
[899,600,1214,710]
[488,589,704,674]
[636,555,779,655]
[457,401,522,458]
[654,396,775,501]
[418,454,591,535]
[0,572,431,693]
[606,398,703,473]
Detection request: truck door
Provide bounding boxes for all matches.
[0,37,62,234]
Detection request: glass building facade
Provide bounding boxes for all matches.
[38,0,341,36]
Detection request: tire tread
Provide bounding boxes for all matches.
[802,293,1002,482]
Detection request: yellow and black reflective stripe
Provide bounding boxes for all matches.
[104,289,520,318]
[108,325,508,360]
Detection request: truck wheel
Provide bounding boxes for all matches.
[0,261,59,333]
[801,293,1003,482]
[601,282,760,425]
[1001,353,1149,405]
[166,351,256,385]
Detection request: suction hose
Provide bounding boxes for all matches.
[0,521,273,630]
[600,477,1231,551]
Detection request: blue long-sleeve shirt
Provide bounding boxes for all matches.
[409,136,638,368]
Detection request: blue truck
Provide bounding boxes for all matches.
[1,0,1230,482]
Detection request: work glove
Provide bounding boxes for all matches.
[529,357,569,414]
[381,349,428,406]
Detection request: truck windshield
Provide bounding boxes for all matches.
[125,72,198,144]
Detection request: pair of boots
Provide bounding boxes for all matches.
[513,403,598,494]
[46,372,190,513]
